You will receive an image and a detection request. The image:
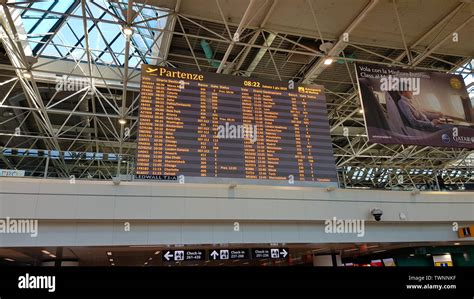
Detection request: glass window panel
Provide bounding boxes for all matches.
[19,1,169,70]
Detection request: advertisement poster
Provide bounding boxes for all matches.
[355,63,473,148]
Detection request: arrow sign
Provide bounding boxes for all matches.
[164,251,173,261]
[208,249,250,260]
[252,248,289,259]
[162,250,205,262]
[210,250,219,260]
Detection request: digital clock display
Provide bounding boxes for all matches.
[243,80,261,87]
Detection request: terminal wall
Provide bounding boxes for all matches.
[0,178,472,247]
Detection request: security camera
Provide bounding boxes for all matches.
[370,208,383,221]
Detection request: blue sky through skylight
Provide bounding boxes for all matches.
[19,0,168,69]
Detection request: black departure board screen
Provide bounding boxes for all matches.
[136,65,337,185]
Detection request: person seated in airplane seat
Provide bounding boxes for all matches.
[394,89,449,131]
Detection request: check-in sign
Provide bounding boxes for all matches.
[162,250,205,262]
[251,248,288,259]
[209,249,249,260]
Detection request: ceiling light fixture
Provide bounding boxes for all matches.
[118,118,126,125]
[454,242,461,246]
[5,258,15,262]
[41,250,51,255]
[107,251,112,256]
[323,57,334,65]
[23,71,32,79]
[344,248,358,252]
[122,26,133,37]
[358,108,364,114]
[154,251,160,255]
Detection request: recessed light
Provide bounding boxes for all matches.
[148,257,153,260]
[5,258,15,262]
[426,254,431,256]
[409,254,415,257]
[359,109,364,114]
[41,250,51,255]
[107,252,112,256]
[109,258,114,262]
[454,242,461,246]
[111,263,115,266]
[49,254,56,258]
[118,118,127,125]
[154,251,160,255]
[23,72,32,79]
[144,262,148,265]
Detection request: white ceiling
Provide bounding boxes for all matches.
[143,0,474,56]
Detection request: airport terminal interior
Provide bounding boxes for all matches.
[0,0,473,267]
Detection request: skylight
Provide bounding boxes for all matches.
[18,0,169,69]
[455,59,474,103]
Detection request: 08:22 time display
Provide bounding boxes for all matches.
[243,80,261,87]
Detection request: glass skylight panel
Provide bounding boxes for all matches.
[17,0,169,69]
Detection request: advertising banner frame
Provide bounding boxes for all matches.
[355,63,473,149]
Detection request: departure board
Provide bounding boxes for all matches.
[136,65,337,185]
